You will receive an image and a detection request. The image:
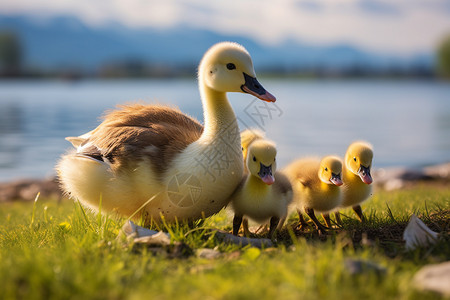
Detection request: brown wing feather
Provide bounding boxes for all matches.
[79,103,204,175]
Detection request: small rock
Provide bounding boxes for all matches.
[133,232,172,246]
[214,230,274,248]
[116,221,190,257]
[196,248,222,259]
[118,220,162,239]
[344,258,387,276]
[413,261,450,297]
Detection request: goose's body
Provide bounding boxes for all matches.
[337,141,373,222]
[230,139,292,237]
[284,156,343,232]
[56,42,275,223]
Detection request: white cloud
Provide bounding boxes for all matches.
[1,0,450,55]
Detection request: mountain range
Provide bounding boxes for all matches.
[0,15,435,74]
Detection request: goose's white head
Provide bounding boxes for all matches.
[246,139,277,185]
[198,42,276,102]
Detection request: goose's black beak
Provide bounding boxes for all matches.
[330,173,343,186]
[241,73,276,102]
[358,165,373,184]
[258,163,275,185]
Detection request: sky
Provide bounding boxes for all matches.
[1,0,450,56]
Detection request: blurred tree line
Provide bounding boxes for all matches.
[437,34,450,79]
[0,31,22,77]
[1,29,450,79]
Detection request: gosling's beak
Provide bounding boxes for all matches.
[358,165,373,184]
[330,173,343,186]
[241,73,276,103]
[258,163,275,185]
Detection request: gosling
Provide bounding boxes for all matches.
[284,156,343,234]
[335,141,373,224]
[230,138,292,238]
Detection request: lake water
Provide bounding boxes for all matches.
[0,78,449,182]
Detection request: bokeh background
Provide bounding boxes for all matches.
[1,0,450,181]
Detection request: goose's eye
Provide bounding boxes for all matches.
[226,63,236,70]
[253,156,256,162]
[353,157,357,162]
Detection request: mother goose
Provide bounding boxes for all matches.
[57,42,275,223]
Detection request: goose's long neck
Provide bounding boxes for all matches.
[198,84,239,143]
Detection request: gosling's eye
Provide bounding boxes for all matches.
[242,147,244,151]
[253,156,256,162]
[226,63,236,70]
[324,167,328,172]
[353,157,357,162]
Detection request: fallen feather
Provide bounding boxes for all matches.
[403,214,439,251]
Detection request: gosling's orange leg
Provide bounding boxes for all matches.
[322,213,333,228]
[242,218,251,237]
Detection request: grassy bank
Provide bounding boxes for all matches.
[0,185,449,300]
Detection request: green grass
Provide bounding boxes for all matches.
[0,185,449,300]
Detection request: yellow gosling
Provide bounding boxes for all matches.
[284,156,343,233]
[56,42,276,224]
[230,139,292,238]
[336,141,374,223]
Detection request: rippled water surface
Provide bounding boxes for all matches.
[0,78,449,181]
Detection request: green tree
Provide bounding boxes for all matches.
[437,34,450,78]
[0,31,22,76]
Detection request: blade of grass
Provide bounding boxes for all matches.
[127,192,160,222]
[76,200,96,232]
[29,192,40,228]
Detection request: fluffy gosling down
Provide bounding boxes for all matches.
[284,156,343,233]
[335,141,374,223]
[230,138,293,238]
[56,42,276,224]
